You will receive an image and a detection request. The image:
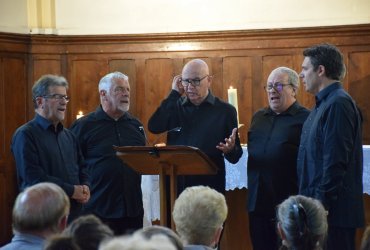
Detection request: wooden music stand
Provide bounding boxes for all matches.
[114,145,218,228]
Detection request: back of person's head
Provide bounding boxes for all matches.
[172,185,227,247]
[32,74,69,108]
[63,214,114,250]
[361,226,370,250]
[137,225,183,250]
[44,235,81,250]
[99,234,176,250]
[276,195,328,250]
[13,182,70,235]
[303,43,344,81]
[98,71,128,92]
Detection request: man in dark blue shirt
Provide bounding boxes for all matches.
[148,59,243,194]
[11,75,90,222]
[298,44,364,250]
[70,72,146,235]
[247,67,309,250]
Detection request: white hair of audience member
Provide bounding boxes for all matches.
[98,233,176,250]
[172,185,227,247]
[276,195,328,250]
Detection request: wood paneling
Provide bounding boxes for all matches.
[1,24,370,248]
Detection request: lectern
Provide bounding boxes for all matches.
[114,145,218,228]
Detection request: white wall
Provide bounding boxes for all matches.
[1,0,369,35]
[0,0,29,34]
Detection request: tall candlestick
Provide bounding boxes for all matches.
[228,86,239,124]
[76,111,84,119]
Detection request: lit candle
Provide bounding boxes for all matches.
[76,111,84,119]
[228,86,239,123]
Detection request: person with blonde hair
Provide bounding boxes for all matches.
[172,185,227,250]
[276,195,328,250]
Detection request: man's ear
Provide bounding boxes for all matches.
[317,65,326,77]
[58,214,68,232]
[277,221,286,240]
[211,226,223,248]
[35,96,44,108]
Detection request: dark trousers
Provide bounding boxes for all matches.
[249,212,279,250]
[326,226,356,250]
[97,213,144,236]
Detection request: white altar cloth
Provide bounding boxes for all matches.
[142,146,370,223]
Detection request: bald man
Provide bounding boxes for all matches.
[148,59,242,194]
[1,182,70,250]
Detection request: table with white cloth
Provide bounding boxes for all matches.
[141,146,370,224]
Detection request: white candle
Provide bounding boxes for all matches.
[76,111,84,119]
[228,86,239,124]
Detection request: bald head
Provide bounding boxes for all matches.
[181,59,211,105]
[182,59,209,77]
[13,182,70,234]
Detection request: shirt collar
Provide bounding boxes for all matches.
[315,82,342,106]
[181,91,215,106]
[264,101,301,116]
[35,113,64,132]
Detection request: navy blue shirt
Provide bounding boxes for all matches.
[11,114,89,216]
[297,82,364,227]
[70,106,146,218]
[247,101,309,216]
[148,90,243,193]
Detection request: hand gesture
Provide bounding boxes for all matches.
[172,75,185,95]
[216,128,237,154]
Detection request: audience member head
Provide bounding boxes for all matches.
[137,225,183,250]
[63,214,114,250]
[276,195,328,250]
[360,226,370,250]
[181,59,211,106]
[12,182,70,238]
[172,185,227,248]
[32,74,70,126]
[98,72,130,118]
[99,233,176,250]
[266,67,299,114]
[44,235,81,250]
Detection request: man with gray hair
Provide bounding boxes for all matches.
[11,74,90,223]
[0,182,70,250]
[70,72,146,235]
[247,67,309,250]
[172,185,227,250]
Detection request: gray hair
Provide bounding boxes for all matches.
[98,72,128,92]
[172,186,227,246]
[32,75,69,108]
[99,234,176,250]
[277,195,328,250]
[271,67,300,90]
[12,182,70,234]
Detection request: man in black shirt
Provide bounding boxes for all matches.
[298,44,364,250]
[247,67,309,250]
[148,59,243,194]
[11,75,90,222]
[70,72,146,235]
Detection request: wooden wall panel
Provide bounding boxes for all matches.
[223,57,253,143]
[144,58,178,143]
[347,52,370,143]
[68,59,107,126]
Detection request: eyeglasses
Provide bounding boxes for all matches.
[42,94,70,102]
[181,75,209,87]
[264,82,293,92]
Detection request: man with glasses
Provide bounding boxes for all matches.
[247,67,309,250]
[148,59,243,195]
[11,74,90,222]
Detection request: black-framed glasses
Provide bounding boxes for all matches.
[42,94,70,102]
[264,82,293,92]
[181,75,209,87]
